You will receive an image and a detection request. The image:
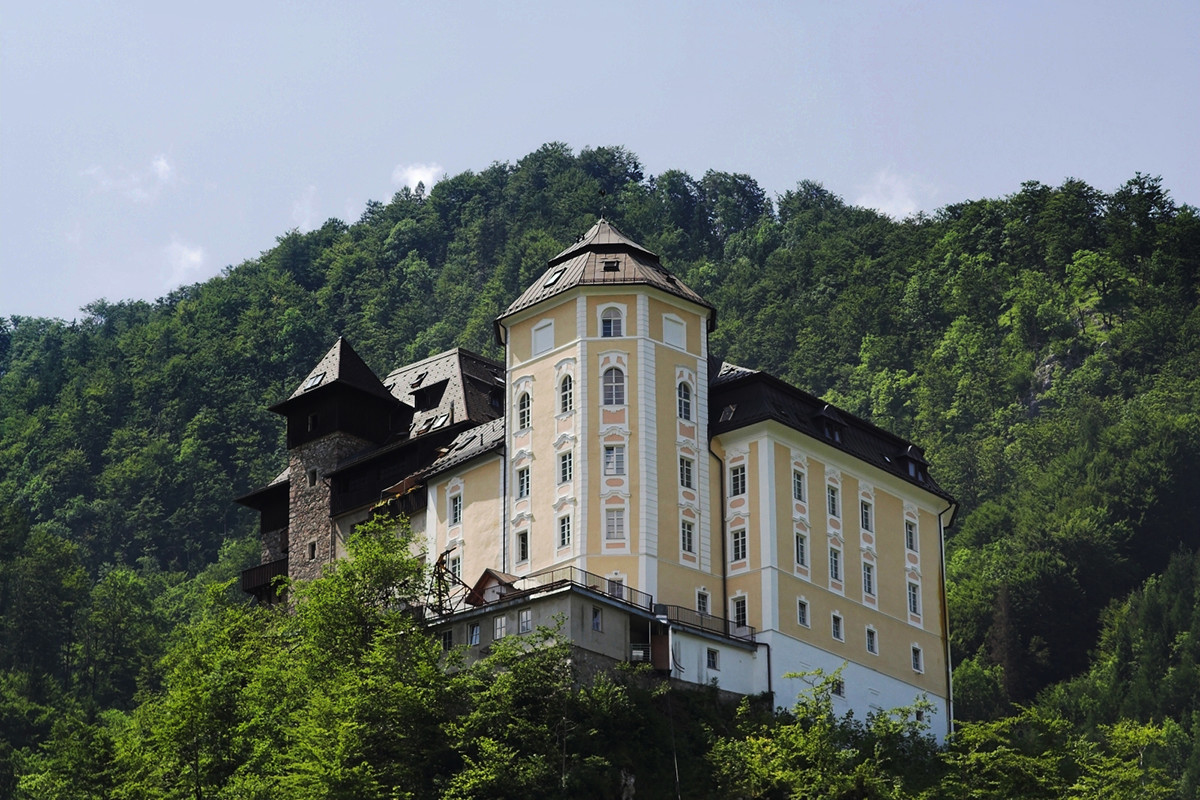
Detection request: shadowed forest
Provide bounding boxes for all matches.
[2,144,1198,797]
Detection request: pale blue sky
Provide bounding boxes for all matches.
[2,1,1197,320]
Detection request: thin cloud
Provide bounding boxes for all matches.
[164,237,206,286]
[291,184,319,231]
[83,155,176,203]
[854,169,937,220]
[391,161,444,191]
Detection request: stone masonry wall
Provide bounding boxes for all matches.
[261,526,288,563]
[288,433,372,583]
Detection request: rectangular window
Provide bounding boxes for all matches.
[448,555,461,580]
[681,520,695,554]
[905,520,918,552]
[733,596,748,628]
[493,615,507,640]
[604,445,626,476]
[468,623,480,646]
[449,494,462,525]
[532,320,554,355]
[832,614,843,641]
[605,509,625,540]
[679,456,694,489]
[440,630,453,651]
[706,648,720,670]
[307,541,317,560]
[860,500,873,531]
[912,646,924,673]
[730,465,746,496]
[832,679,845,697]
[517,531,529,563]
[862,562,874,596]
[608,578,625,599]
[558,451,573,484]
[795,532,807,567]
[558,515,572,548]
[307,468,318,487]
[829,547,841,581]
[793,469,805,502]
[519,608,533,633]
[517,467,530,498]
[908,582,921,616]
[697,591,709,615]
[827,485,840,517]
[592,606,603,631]
[797,599,809,627]
[866,628,877,654]
[732,529,747,562]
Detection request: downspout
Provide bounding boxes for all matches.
[708,443,728,622]
[938,500,958,735]
[756,639,773,701]
[501,446,509,572]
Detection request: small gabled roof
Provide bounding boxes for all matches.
[465,568,520,607]
[381,348,504,439]
[271,337,395,412]
[498,219,715,335]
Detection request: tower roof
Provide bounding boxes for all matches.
[271,337,395,411]
[498,219,715,332]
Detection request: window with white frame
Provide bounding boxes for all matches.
[516,531,529,563]
[449,494,462,526]
[860,500,873,531]
[532,320,554,355]
[677,381,692,420]
[908,582,921,616]
[558,515,572,548]
[608,577,625,599]
[440,630,453,651]
[681,520,695,554]
[733,596,748,628]
[863,562,875,596]
[706,648,720,670]
[697,591,709,615]
[605,509,625,540]
[602,367,625,405]
[832,613,844,641]
[730,465,746,496]
[797,599,809,626]
[468,623,480,646]
[604,445,625,475]
[866,627,878,654]
[732,529,747,562]
[592,606,602,631]
[664,315,685,349]
[448,555,461,581]
[558,451,573,484]
[829,547,842,581]
[493,615,507,640]
[795,532,808,567]
[519,608,533,633]
[827,485,840,517]
[517,392,531,430]
[559,374,573,413]
[793,469,806,502]
[601,307,623,337]
[911,645,924,673]
[679,456,694,489]
[905,519,918,552]
[516,467,530,498]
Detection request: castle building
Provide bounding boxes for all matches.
[238,220,958,738]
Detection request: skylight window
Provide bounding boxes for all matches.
[410,371,427,389]
[720,404,737,422]
[432,413,450,429]
[543,267,566,287]
[602,259,620,272]
[303,372,326,391]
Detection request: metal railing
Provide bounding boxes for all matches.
[630,643,652,662]
[653,603,756,643]
[515,565,654,611]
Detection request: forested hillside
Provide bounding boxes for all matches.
[2,143,1199,796]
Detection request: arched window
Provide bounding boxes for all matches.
[602,367,625,406]
[601,307,623,337]
[559,374,573,414]
[677,381,692,421]
[517,392,531,430]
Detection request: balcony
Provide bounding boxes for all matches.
[514,565,654,612]
[241,557,288,595]
[653,603,756,643]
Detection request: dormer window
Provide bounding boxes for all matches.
[601,307,623,337]
[602,258,620,272]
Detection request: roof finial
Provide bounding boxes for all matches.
[598,188,608,220]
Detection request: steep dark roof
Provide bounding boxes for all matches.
[277,337,394,406]
[421,417,506,480]
[710,369,955,506]
[499,219,715,333]
[381,348,504,439]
